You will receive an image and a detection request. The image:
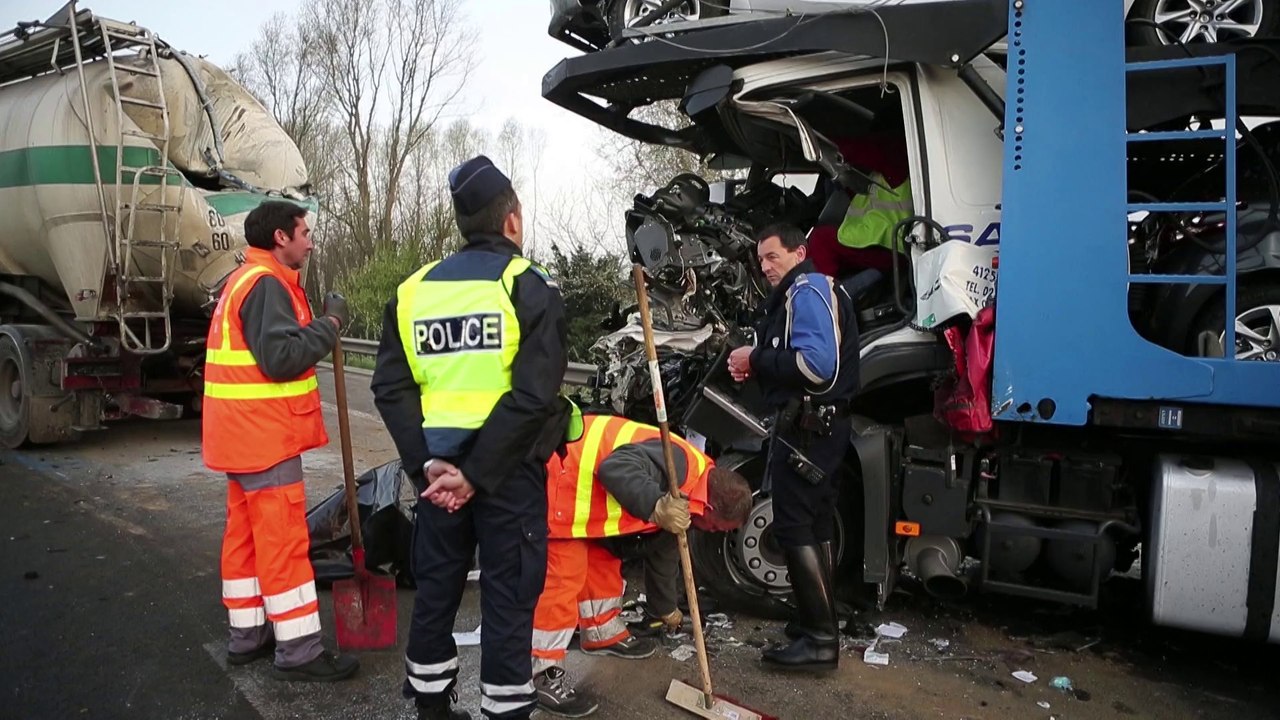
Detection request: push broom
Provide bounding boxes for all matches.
[631,264,774,720]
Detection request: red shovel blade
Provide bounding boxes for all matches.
[333,548,398,650]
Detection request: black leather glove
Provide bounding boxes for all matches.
[322,291,350,330]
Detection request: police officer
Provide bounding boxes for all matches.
[371,155,576,720]
[726,222,859,672]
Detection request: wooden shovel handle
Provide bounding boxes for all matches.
[632,264,715,708]
[333,336,362,553]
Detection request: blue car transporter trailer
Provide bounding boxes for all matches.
[981,0,1280,641]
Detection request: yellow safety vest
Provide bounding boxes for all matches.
[395,255,583,455]
[837,173,914,252]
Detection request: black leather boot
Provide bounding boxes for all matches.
[784,540,834,641]
[763,544,838,671]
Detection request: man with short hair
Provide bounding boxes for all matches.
[531,414,753,717]
[372,156,578,720]
[727,223,860,672]
[204,200,359,682]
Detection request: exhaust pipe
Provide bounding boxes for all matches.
[907,536,968,600]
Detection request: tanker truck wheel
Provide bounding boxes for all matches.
[0,334,31,449]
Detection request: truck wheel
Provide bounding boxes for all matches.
[0,334,30,449]
[1189,283,1280,361]
[687,450,863,619]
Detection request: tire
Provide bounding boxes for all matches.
[0,334,31,449]
[608,0,729,44]
[1187,282,1280,360]
[687,448,866,620]
[1128,0,1279,47]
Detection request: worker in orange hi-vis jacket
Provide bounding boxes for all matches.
[203,200,358,682]
[529,413,753,718]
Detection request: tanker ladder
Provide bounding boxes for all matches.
[96,17,184,355]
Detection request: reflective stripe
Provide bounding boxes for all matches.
[206,348,258,367]
[481,681,537,716]
[204,375,319,400]
[581,617,629,646]
[482,681,536,697]
[407,676,455,694]
[577,597,621,620]
[571,416,612,538]
[222,577,261,599]
[601,421,643,536]
[481,696,536,717]
[531,627,575,653]
[215,266,272,354]
[263,581,318,615]
[273,611,321,641]
[228,607,266,628]
[406,656,459,676]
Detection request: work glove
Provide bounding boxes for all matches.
[658,609,683,631]
[323,291,350,331]
[650,493,691,534]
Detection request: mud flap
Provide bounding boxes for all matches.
[851,424,900,609]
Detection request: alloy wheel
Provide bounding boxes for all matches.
[1227,303,1280,361]
[621,0,705,30]
[1152,0,1266,44]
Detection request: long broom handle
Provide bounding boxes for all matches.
[632,264,715,709]
[333,336,363,553]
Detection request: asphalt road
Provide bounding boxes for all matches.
[3,374,1280,720]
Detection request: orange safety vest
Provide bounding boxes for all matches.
[202,248,328,473]
[546,414,712,539]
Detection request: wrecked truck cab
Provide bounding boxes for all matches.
[547,0,1280,640]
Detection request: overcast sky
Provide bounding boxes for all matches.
[2,0,605,202]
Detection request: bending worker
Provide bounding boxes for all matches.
[372,155,578,720]
[727,223,860,672]
[203,200,359,681]
[530,413,753,717]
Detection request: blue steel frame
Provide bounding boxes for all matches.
[991,0,1279,426]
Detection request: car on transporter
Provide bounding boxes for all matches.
[549,0,1279,53]
[542,0,1280,618]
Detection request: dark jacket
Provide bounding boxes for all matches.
[596,439,692,525]
[240,277,337,380]
[749,259,860,409]
[370,232,569,493]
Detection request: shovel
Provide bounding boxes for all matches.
[330,336,398,650]
[631,265,774,720]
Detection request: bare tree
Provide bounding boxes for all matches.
[526,126,548,252]
[306,0,474,252]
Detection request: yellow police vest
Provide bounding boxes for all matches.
[837,173,914,252]
[395,256,584,454]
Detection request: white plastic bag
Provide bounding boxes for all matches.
[913,242,998,330]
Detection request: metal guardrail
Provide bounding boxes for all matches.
[339,337,599,387]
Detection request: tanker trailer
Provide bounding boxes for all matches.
[0,3,317,448]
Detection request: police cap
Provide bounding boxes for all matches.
[448,155,513,216]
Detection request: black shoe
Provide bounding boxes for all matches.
[535,667,599,718]
[271,650,360,682]
[417,691,472,720]
[581,634,655,660]
[227,639,275,667]
[763,545,838,672]
[626,615,668,638]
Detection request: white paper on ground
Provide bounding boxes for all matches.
[466,570,481,581]
[875,622,909,639]
[863,649,890,666]
[1013,670,1038,683]
[453,624,482,646]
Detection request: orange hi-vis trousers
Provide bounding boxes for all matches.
[221,457,322,666]
[531,539,631,674]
